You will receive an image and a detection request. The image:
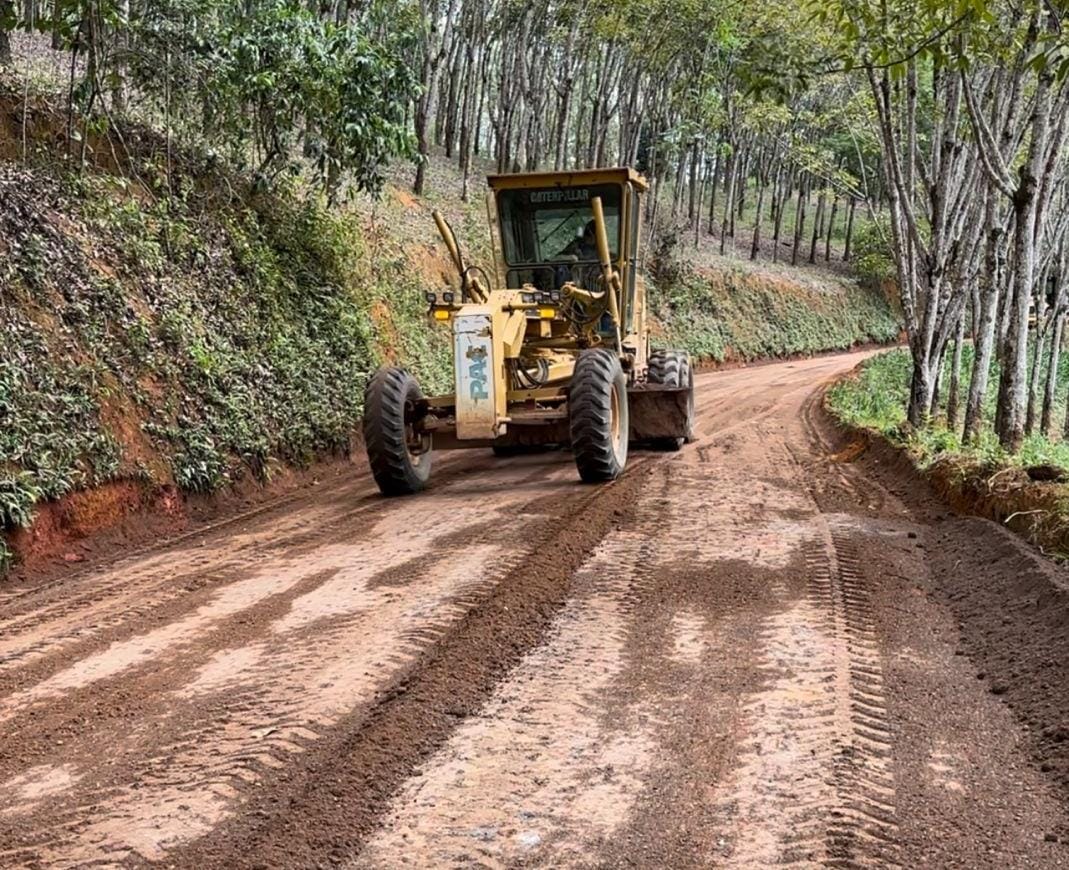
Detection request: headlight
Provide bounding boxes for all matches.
[443,291,455,304]
[521,292,535,305]
[425,292,437,304]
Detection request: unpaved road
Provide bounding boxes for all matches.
[2,350,1069,869]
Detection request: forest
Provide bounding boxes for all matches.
[1,0,1068,458]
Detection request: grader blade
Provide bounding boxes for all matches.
[628,384,693,442]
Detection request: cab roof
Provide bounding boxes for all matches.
[486,167,649,193]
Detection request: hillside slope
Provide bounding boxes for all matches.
[651,256,900,364]
[0,91,459,569]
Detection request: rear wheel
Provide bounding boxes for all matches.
[569,349,629,482]
[363,367,432,496]
[647,349,695,450]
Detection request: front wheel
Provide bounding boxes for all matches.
[569,349,629,483]
[363,367,432,496]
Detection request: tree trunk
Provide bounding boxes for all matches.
[687,140,700,225]
[670,148,686,218]
[0,1,13,68]
[824,197,838,261]
[751,173,767,260]
[997,217,1039,450]
[736,146,750,219]
[908,358,935,427]
[730,146,747,238]
[964,205,1005,444]
[843,198,857,261]
[809,189,826,264]
[706,149,720,235]
[947,311,966,429]
[791,180,807,267]
[995,61,1054,451]
[719,150,738,256]
[1026,309,1050,436]
[772,170,791,264]
[693,158,706,248]
[1041,313,1064,436]
[963,278,1000,443]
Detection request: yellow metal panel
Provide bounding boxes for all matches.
[507,387,569,403]
[485,167,649,192]
[500,307,527,358]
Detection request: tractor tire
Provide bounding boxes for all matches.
[363,367,432,496]
[569,348,629,483]
[647,349,695,450]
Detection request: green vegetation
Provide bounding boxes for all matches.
[652,264,899,363]
[0,159,450,569]
[827,349,1069,472]
[3,0,418,198]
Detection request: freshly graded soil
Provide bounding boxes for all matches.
[1,350,1067,869]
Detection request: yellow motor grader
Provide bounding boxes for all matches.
[363,167,695,495]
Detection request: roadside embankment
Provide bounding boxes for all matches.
[0,88,451,575]
[650,256,901,366]
[821,354,1069,808]
[826,349,1069,559]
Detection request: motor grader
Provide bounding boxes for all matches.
[363,167,695,496]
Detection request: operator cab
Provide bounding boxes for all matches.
[496,183,622,292]
[487,168,647,341]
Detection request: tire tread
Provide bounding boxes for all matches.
[363,367,431,496]
[569,349,628,482]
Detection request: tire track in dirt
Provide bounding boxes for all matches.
[352,495,663,868]
[351,422,825,868]
[707,428,899,868]
[0,452,492,689]
[164,459,654,870]
[0,456,590,867]
[811,523,899,868]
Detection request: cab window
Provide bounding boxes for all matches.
[497,184,622,266]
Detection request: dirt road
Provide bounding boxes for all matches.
[2,350,1068,868]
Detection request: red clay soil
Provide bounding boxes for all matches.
[2,350,1069,869]
[1,454,355,589]
[825,407,1069,839]
[7,481,174,567]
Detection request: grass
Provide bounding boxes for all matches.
[826,347,1069,473]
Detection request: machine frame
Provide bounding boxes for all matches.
[363,167,695,495]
